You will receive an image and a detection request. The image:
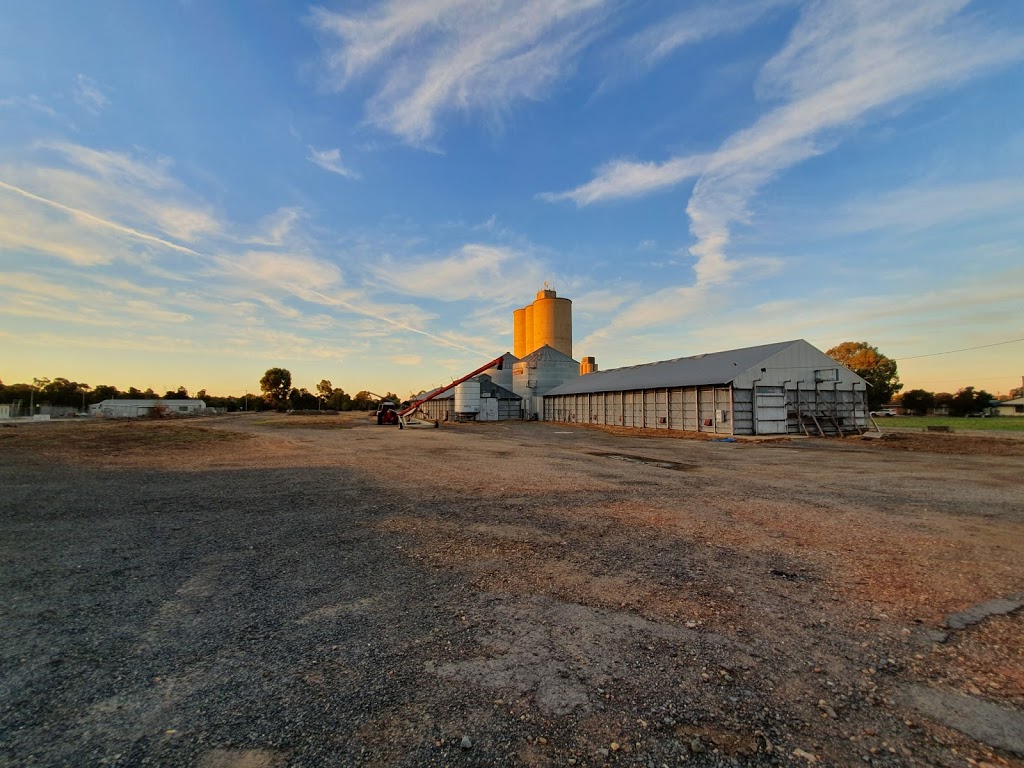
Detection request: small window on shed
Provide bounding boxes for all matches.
[814,368,838,382]
[178,406,189,412]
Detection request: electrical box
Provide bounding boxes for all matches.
[715,409,730,423]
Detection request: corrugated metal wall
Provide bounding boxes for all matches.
[543,386,738,433]
[543,384,868,435]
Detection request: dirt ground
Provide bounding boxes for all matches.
[1,414,1022,767]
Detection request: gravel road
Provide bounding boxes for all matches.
[1,415,1022,767]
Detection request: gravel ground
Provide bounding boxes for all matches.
[1,415,1022,767]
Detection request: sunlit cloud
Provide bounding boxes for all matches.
[546,1,1024,349]
[310,0,611,145]
[376,243,546,303]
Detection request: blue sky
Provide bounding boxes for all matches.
[2,0,1023,398]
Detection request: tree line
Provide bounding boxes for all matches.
[896,386,995,416]
[258,368,400,412]
[825,342,1004,414]
[0,372,401,414]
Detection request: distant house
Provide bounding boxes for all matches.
[993,397,1024,417]
[91,399,208,418]
[0,404,12,419]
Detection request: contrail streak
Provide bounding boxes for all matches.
[0,178,492,358]
[0,179,204,258]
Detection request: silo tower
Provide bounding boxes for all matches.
[531,288,572,359]
[513,285,572,359]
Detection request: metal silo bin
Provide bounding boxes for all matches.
[454,379,482,415]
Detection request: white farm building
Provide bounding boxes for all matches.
[91,399,208,418]
[541,339,869,436]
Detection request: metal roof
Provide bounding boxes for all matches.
[544,340,801,396]
[415,375,520,401]
[517,344,577,365]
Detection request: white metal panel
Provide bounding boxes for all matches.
[755,386,787,434]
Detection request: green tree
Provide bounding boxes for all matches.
[326,387,350,411]
[949,387,994,417]
[316,379,333,399]
[286,387,316,410]
[260,368,292,409]
[826,341,902,411]
[899,389,934,416]
[91,384,120,403]
[351,390,375,410]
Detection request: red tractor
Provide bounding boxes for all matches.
[375,401,399,425]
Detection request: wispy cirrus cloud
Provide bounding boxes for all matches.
[6,142,222,244]
[0,95,63,120]
[604,0,793,88]
[73,74,110,114]
[539,153,709,206]
[376,243,546,303]
[307,146,359,178]
[836,177,1024,234]
[310,0,611,145]
[546,1,1024,319]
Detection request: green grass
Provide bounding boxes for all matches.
[878,416,1024,432]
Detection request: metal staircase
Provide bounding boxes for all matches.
[788,388,868,436]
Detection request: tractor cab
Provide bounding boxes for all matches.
[375,401,399,425]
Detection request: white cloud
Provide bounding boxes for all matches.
[0,95,63,120]
[307,146,359,178]
[391,354,423,366]
[607,0,793,85]
[545,1,1024,346]
[73,74,110,114]
[837,178,1024,234]
[35,140,174,188]
[377,243,545,303]
[539,154,709,206]
[6,142,222,244]
[217,250,343,292]
[310,0,611,145]
[255,207,308,245]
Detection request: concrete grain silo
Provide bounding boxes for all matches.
[513,309,527,358]
[531,289,572,359]
[580,356,598,375]
[524,304,535,358]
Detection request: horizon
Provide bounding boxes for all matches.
[2,2,1023,398]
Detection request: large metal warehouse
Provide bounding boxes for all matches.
[541,339,869,436]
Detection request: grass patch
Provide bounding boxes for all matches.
[879,416,1024,432]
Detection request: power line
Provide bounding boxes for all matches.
[895,337,1024,361]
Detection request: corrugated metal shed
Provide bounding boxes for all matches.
[544,340,800,396]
